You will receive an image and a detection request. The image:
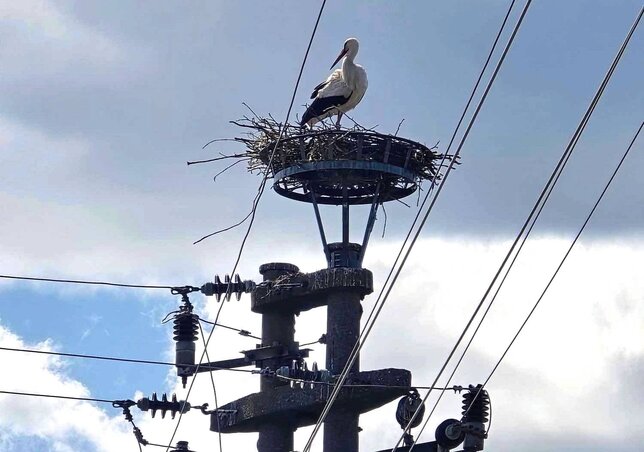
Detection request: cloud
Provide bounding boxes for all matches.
[1,236,643,450]
[0,324,134,451]
[356,237,644,450]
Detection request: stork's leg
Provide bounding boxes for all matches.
[335,112,343,129]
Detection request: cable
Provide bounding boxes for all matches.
[357,0,518,362]
[0,274,173,290]
[302,1,530,449]
[0,345,256,373]
[0,389,114,404]
[464,120,642,422]
[385,0,536,448]
[410,8,643,448]
[303,0,519,445]
[0,389,165,451]
[299,338,324,347]
[198,322,223,452]
[166,2,328,449]
[198,318,261,340]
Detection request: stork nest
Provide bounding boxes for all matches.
[222,116,455,183]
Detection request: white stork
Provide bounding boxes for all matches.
[300,38,368,128]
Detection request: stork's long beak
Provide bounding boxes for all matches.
[330,48,348,70]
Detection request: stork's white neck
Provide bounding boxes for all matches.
[341,55,358,88]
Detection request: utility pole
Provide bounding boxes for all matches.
[138,124,491,451]
[201,127,450,451]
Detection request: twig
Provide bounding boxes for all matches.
[381,203,388,238]
[394,118,405,136]
[242,102,261,120]
[187,154,247,166]
[395,198,411,208]
[213,159,247,182]
[202,138,240,150]
[193,210,254,245]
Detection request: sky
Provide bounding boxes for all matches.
[0,0,643,451]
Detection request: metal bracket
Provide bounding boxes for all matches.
[196,344,309,374]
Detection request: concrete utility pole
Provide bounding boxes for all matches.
[211,258,410,452]
[206,129,447,451]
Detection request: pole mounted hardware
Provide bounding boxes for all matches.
[170,273,256,302]
[171,292,200,388]
[201,274,255,301]
[396,389,426,446]
[136,393,197,420]
[275,360,332,386]
[434,418,466,451]
[170,441,195,452]
[377,385,490,452]
[195,344,311,376]
[168,277,260,387]
[459,385,490,451]
[113,398,197,449]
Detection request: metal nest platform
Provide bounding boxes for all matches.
[233,117,453,205]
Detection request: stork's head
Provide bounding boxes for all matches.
[330,37,360,69]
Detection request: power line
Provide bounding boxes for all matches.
[0,345,256,373]
[198,322,223,452]
[1,272,261,339]
[302,1,531,449]
[352,0,519,365]
[464,119,642,421]
[0,390,180,450]
[198,318,261,340]
[410,9,643,448]
[0,389,114,404]
[167,2,328,449]
[388,0,535,448]
[0,274,173,290]
[299,335,326,347]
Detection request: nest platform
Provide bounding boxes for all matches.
[234,118,450,206]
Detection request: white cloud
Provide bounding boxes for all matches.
[356,237,644,449]
[1,236,643,451]
[0,324,134,451]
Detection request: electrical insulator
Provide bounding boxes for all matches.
[174,307,199,388]
[461,385,490,424]
[200,274,255,301]
[395,389,425,446]
[396,389,425,430]
[276,361,331,385]
[137,393,191,419]
[435,418,465,450]
[460,384,490,452]
[170,440,194,452]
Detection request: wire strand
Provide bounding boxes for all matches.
[0,274,173,290]
[464,119,642,421]
[166,2,328,449]
[0,345,256,373]
[0,389,113,404]
[199,322,223,452]
[198,318,261,340]
[411,9,642,447]
[302,1,530,449]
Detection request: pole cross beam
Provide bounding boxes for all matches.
[210,368,411,433]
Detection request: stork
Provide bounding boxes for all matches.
[300,38,368,128]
